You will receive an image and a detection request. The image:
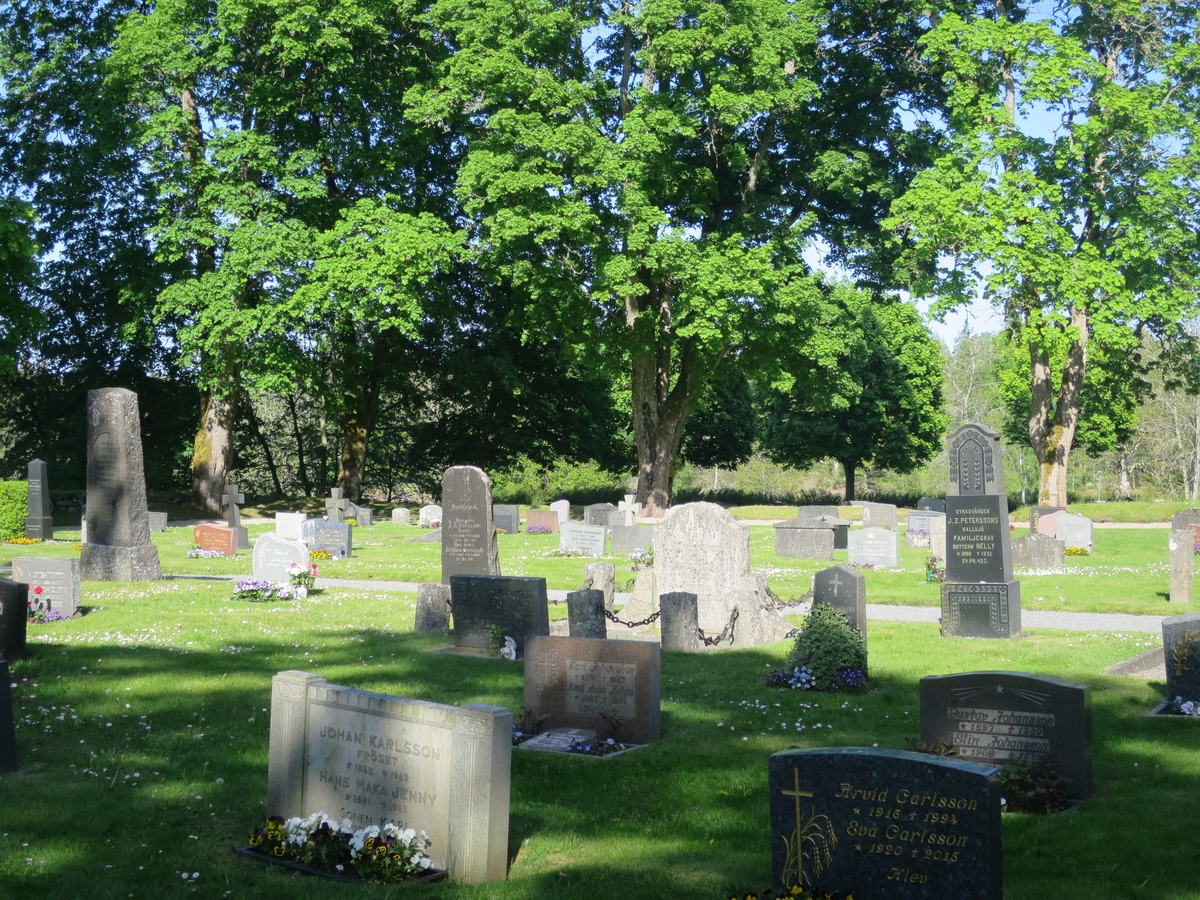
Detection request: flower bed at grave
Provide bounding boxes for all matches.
[629,547,653,564]
[310,549,333,560]
[526,525,552,534]
[1167,696,1200,717]
[1065,546,1091,556]
[27,586,65,624]
[924,555,945,582]
[726,886,853,899]
[187,547,224,559]
[6,536,38,544]
[232,579,307,602]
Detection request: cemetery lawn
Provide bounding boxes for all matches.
[2,583,1193,899]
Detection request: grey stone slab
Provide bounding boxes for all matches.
[275,512,306,541]
[450,575,549,653]
[418,505,443,527]
[80,388,161,581]
[345,502,374,527]
[526,510,559,533]
[584,503,617,527]
[946,423,1007,497]
[1170,530,1193,604]
[1055,513,1093,552]
[24,458,53,540]
[550,499,570,524]
[223,483,248,547]
[907,511,944,534]
[1011,533,1065,570]
[920,671,1092,801]
[441,466,500,584]
[391,507,411,526]
[582,562,615,612]
[524,635,660,743]
[859,501,898,530]
[769,748,1001,899]
[847,527,899,568]
[607,509,634,527]
[0,578,27,660]
[301,519,353,558]
[566,590,606,638]
[559,522,607,556]
[1171,509,1200,533]
[941,582,1021,638]
[659,592,699,652]
[147,511,168,533]
[416,583,451,634]
[797,505,841,519]
[253,533,309,583]
[795,516,850,550]
[13,557,80,617]
[946,495,1012,584]
[774,525,834,561]
[918,497,945,512]
[812,565,865,637]
[610,524,653,556]
[1164,611,1200,702]
[493,505,520,534]
[267,670,510,883]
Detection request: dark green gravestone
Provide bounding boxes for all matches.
[24,458,54,540]
[0,658,19,772]
[450,575,549,653]
[769,748,1001,900]
[0,578,28,661]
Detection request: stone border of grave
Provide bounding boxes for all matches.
[233,846,448,885]
[514,740,649,760]
[1146,700,1200,718]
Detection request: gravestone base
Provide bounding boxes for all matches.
[235,526,250,550]
[80,543,162,581]
[941,582,1021,638]
[24,516,54,541]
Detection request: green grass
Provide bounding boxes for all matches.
[1010,500,1191,524]
[1,581,1192,900]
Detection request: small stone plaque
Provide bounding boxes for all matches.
[147,511,168,533]
[526,510,559,533]
[1055,513,1093,553]
[860,502,898,530]
[584,503,617,527]
[253,533,309,583]
[267,671,510,883]
[945,496,1012,584]
[847,527,899,568]
[1170,530,1193,604]
[519,727,596,753]
[418,505,443,527]
[918,498,945,512]
[610,524,653,556]
[391,508,411,526]
[450,575,550,653]
[275,512,307,541]
[941,583,1021,638]
[768,748,1001,899]
[193,524,236,557]
[559,522,607,556]
[12,557,81,617]
[1011,533,1064,570]
[812,565,866,637]
[920,671,1092,800]
[774,524,834,561]
[1164,611,1200,702]
[301,519,353,558]
[524,635,660,743]
[550,499,570,524]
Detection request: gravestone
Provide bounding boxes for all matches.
[1169,530,1193,604]
[345,501,374,527]
[275,512,306,541]
[324,487,348,524]
[654,502,793,649]
[301,519,352,558]
[796,515,850,550]
[1031,506,1065,533]
[0,578,28,660]
[441,466,500,585]
[918,498,945,512]
[605,508,631,528]
[523,635,660,743]
[859,501,898,530]
[920,671,1092,801]
[774,524,834,561]
[493,504,520,535]
[1163,612,1200,702]
[584,503,617,527]
[518,727,598,753]
[907,511,944,535]
[1011,533,1065,570]
[812,565,866,637]
[929,515,947,562]
[565,590,606,638]
[848,527,900,568]
[412,528,441,543]
[450,575,550,653]
[24,458,54,540]
[659,592,700,652]
[798,505,841,520]
[147,511,168,533]
[418,504,443,527]
[193,524,236,557]
[1055,513,1093,553]
[391,508,411,526]
[610,524,653,556]
[0,658,17,772]
[1170,508,1200,543]
[905,529,930,550]
[582,562,615,611]
[252,533,310,583]
[526,510,559,533]
[550,499,570,524]
[415,583,451,634]
[768,748,1001,899]
[559,522,607,556]
[12,558,80,617]
[945,496,1011,583]
[267,670,510,883]
[223,482,249,549]
[80,388,162,581]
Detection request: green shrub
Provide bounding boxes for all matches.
[0,481,26,539]
[784,604,868,691]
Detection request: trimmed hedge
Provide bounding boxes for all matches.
[0,481,26,539]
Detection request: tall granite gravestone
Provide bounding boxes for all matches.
[80,388,162,581]
[449,575,550,653]
[920,671,1092,801]
[267,671,510,883]
[1169,530,1193,604]
[0,658,18,772]
[847,527,900,568]
[1011,533,1065,570]
[610,524,653,555]
[418,504,442,527]
[526,510,559,533]
[24,458,54,540]
[0,578,28,660]
[584,503,617,527]
[301,519,352,558]
[559,522,607,556]
[942,424,1020,638]
[859,501,898,530]
[275,512,306,541]
[324,487,348,523]
[918,497,945,512]
[812,565,866,637]
[654,503,793,649]
[391,507,411,526]
[441,466,501,584]
[1056,513,1093,553]
[415,583,451,634]
[493,504,520,535]
[523,635,660,743]
[768,748,1001,899]
[1163,612,1200,702]
[12,558,80,617]
[582,562,616,611]
[550,499,570,524]
[774,523,834,561]
[565,590,606,638]
[223,482,249,549]
[252,533,309,583]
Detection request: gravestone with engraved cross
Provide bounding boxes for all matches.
[223,482,249,549]
[324,487,348,524]
[812,565,866,637]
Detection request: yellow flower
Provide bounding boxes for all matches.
[248,833,262,846]
[273,845,285,858]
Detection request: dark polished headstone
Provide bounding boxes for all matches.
[941,583,1021,638]
[918,498,946,512]
[566,589,606,638]
[947,424,1006,497]
[813,565,866,637]
[450,574,549,653]
[945,496,1013,584]
[768,748,1001,899]
[920,671,1092,800]
[493,504,520,534]
[0,578,28,661]
[1164,611,1200,702]
[24,458,54,540]
[442,466,500,584]
[301,519,352,558]
[0,658,18,772]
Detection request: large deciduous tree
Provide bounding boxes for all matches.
[887,0,1200,507]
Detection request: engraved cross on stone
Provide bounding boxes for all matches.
[325,487,348,523]
[223,483,244,529]
[828,573,843,596]
[782,768,813,886]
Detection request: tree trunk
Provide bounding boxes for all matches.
[285,393,314,497]
[338,371,383,504]
[243,396,284,497]
[192,388,235,514]
[1116,450,1133,500]
[631,346,696,517]
[1028,306,1088,507]
[840,458,858,501]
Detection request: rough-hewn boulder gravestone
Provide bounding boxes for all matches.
[769,748,1002,900]
[493,504,520,535]
[252,533,309,583]
[0,578,28,660]
[559,522,607,556]
[1011,533,1065,570]
[12,558,80,617]
[565,590,606,638]
[582,562,615,611]
[418,505,442,527]
[1032,507,1065,534]
[275,512,306,541]
[324,487,348,524]
[550,499,570,524]
[80,389,162,581]
[391,507,411,526]
[812,565,866,636]
[524,636,660,743]
[653,503,793,649]
[1055,513,1093,552]
[450,575,550,653]
[1163,612,1200,702]
[301,519,352,558]
[24,458,54,540]
[847,527,900,568]
[584,503,617,527]
[415,583,451,634]
[147,511,168,533]
[942,424,1020,639]
[920,672,1092,801]
[1169,530,1193,604]
[610,524,653,555]
[526,510,559,533]
[345,501,373,527]
[222,483,250,549]
[267,670,510,883]
[659,592,700,652]
[441,466,500,585]
[918,497,945,512]
[194,524,236,557]
[859,501,898,530]
[774,524,834,561]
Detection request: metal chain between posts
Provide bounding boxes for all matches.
[697,608,739,647]
[604,608,661,628]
